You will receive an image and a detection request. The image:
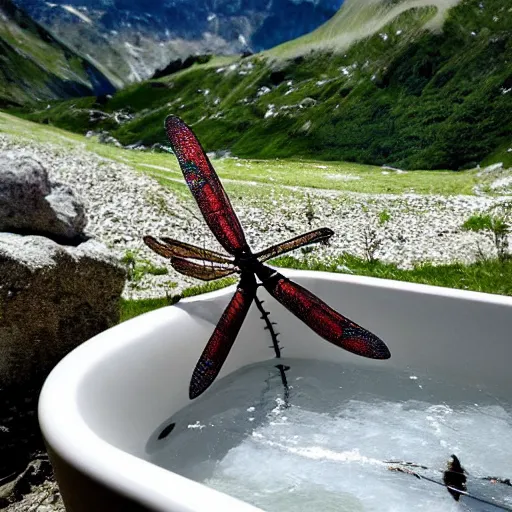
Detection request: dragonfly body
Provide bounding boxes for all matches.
[144,115,391,399]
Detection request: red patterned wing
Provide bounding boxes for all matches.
[165,116,250,257]
[256,265,390,359]
[190,273,257,399]
[144,235,233,264]
[256,228,334,262]
[171,256,236,281]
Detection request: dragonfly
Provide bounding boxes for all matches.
[144,115,391,400]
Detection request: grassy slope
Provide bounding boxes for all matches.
[0,0,114,106]
[267,0,462,58]
[0,111,481,197]
[15,0,512,170]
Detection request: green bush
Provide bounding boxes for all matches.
[462,205,511,261]
[462,215,494,232]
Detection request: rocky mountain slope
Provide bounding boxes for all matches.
[0,0,115,106]
[17,0,512,170]
[13,0,342,86]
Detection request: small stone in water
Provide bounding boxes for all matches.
[157,422,175,440]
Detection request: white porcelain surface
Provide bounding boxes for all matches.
[39,269,512,511]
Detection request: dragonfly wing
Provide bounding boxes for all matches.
[190,273,257,399]
[144,235,233,264]
[171,256,236,281]
[256,265,390,359]
[165,116,250,257]
[256,228,334,262]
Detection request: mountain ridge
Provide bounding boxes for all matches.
[14,0,512,170]
[13,0,342,85]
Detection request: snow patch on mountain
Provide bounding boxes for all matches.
[61,4,92,24]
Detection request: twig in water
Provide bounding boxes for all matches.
[387,456,512,512]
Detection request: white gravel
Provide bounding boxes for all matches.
[1,133,511,300]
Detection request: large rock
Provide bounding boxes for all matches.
[0,151,86,244]
[0,233,126,387]
[0,458,53,508]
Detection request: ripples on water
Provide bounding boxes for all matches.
[147,359,512,512]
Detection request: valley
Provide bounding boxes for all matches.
[14,0,511,172]
[1,0,512,307]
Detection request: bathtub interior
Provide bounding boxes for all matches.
[74,272,512,464]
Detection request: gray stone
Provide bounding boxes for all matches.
[88,109,111,123]
[124,140,145,150]
[0,152,86,243]
[0,233,126,387]
[300,97,317,108]
[97,131,122,147]
[113,110,134,124]
[0,458,53,508]
[150,143,172,153]
[3,478,64,512]
[256,86,271,96]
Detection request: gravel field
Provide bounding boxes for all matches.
[1,133,510,300]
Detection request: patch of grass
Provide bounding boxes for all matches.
[268,0,441,58]
[104,148,479,196]
[461,204,512,261]
[120,297,172,323]
[304,194,315,227]
[481,142,512,170]
[119,256,512,324]
[121,249,169,282]
[119,277,238,323]
[462,214,494,232]
[181,277,239,298]
[271,254,512,296]
[147,266,169,277]
[378,209,391,225]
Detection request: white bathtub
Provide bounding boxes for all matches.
[38,269,512,512]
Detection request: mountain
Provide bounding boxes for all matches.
[19,0,512,170]
[270,0,463,57]
[0,0,115,107]
[13,0,342,86]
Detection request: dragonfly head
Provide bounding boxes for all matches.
[234,253,259,272]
